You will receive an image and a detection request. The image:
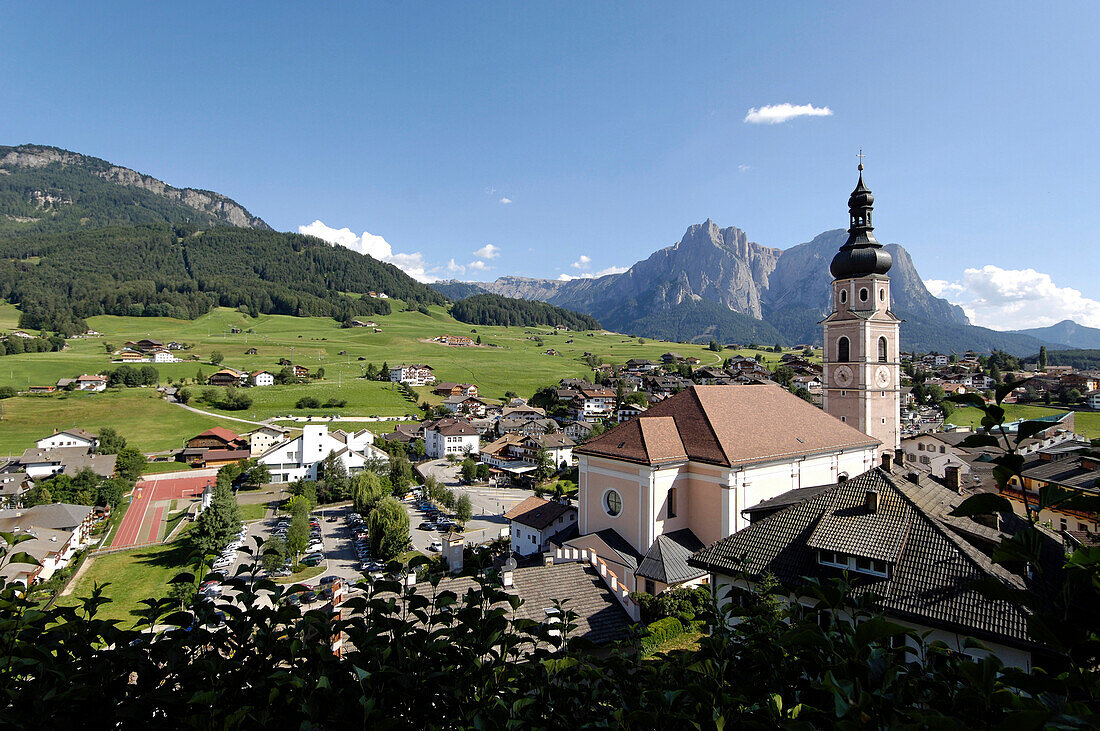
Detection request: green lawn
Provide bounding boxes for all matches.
[142,460,197,475]
[56,537,195,624]
[238,502,269,521]
[0,389,244,457]
[948,405,1100,439]
[0,303,816,457]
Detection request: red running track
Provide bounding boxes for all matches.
[111,475,213,549]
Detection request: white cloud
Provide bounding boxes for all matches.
[557,265,628,281]
[446,258,465,274]
[499,197,512,204]
[927,265,1100,329]
[474,244,500,259]
[738,164,751,172]
[468,260,490,271]
[743,103,833,125]
[571,255,592,270]
[298,219,435,282]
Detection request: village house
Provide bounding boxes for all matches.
[568,384,880,595]
[1087,389,1100,410]
[433,382,479,398]
[0,472,33,509]
[442,395,489,417]
[501,405,547,422]
[389,363,435,386]
[292,365,310,379]
[245,347,258,355]
[423,417,480,459]
[181,427,251,468]
[258,425,389,483]
[1004,451,1100,534]
[124,339,165,353]
[208,368,247,387]
[246,425,291,457]
[690,466,1047,670]
[36,429,98,451]
[504,496,578,556]
[481,432,576,477]
[0,503,96,585]
[349,319,376,328]
[149,348,178,363]
[571,387,616,420]
[562,420,594,442]
[624,358,660,373]
[615,403,647,423]
[251,370,275,387]
[12,446,117,481]
[437,335,475,347]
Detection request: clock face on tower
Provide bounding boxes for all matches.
[874,365,891,388]
[834,365,853,387]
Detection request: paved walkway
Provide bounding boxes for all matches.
[167,400,268,427]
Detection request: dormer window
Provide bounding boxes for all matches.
[817,550,890,577]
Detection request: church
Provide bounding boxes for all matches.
[569,164,902,595]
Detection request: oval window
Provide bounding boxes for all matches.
[859,288,869,302]
[604,490,623,517]
[839,290,847,304]
[879,288,886,302]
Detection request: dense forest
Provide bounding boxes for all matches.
[429,280,488,300]
[1031,349,1100,370]
[603,295,786,346]
[450,293,600,330]
[0,224,446,333]
[0,145,270,236]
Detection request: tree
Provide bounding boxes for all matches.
[533,448,554,482]
[167,580,196,609]
[476,463,490,481]
[455,494,473,524]
[316,452,351,503]
[989,362,1002,384]
[773,365,795,387]
[793,387,814,403]
[352,471,388,515]
[460,457,477,484]
[115,447,146,481]
[708,340,721,352]
[389,451,413,497]
[1039,345,1048,371]
[210,350,224,366]
[96,477,128,508]
[262,536,288,573]
[288,480,318,509]
[366,496,410,560]
[284,496,311,565]
[1065,388,1082,404]
[97,427,127,455]
[316,367,325,380]
[191,480,242,556]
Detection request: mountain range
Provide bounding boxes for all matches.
[434,222,1077,356]
[0,142,1092,356]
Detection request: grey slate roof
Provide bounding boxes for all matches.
[690,468,1036,647]
[742,484,836,518]
[566,528,643,573]
[635,529,706,585]
[0,502,94,533]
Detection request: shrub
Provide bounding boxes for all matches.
[296,396,321,409]
[639,616,685,656]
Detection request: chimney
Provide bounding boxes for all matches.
[895,448,905,467]
[405,570,416,588]
[444,533,465,575]
[907,472,920,485]
[944,465,962,492]
[881,451,893,472]
[501,556,517,588]
[543,551,555,567]
[864,489,879,514]
[838,473,849,485]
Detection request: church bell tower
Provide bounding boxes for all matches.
[822,155,901,455]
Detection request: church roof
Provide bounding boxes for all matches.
[575,385,879,468]
[636,529,706,585]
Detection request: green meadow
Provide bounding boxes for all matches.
[0,302,814,455]
[948,404,1100,439]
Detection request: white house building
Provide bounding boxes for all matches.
[150,349,178,363]
[35,429,98,451]
[258,425,389,483]
[389,364,436,386]
[247,425,290,457]
[251,371,275,387]
[504,496,578,557]
[423,417,480,459]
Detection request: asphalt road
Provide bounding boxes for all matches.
[414,459,537,547]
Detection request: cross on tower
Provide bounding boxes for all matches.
[856,149,866,171]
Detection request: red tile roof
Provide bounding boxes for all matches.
[576,384,879,467]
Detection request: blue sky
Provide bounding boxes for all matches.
[2,2,1098,329]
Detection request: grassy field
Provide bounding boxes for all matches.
[0,389,245,457]
[948,405,1100,439]
[57,537,194,624]
[239,503,269,521]
[0,302,814,457]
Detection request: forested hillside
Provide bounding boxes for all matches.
[1031,349,1100,370]
[450,293,600,330]
[0,144,270,236]
[0,224,445,333]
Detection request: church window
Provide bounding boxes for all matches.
[878,337,888,362]
[839,289,847,304]
[644,579,656,595]
[859,288,869,302]
[667,487,677,518]
[879,288,886,302]
[837,337,850,362]
[603,489,622,517]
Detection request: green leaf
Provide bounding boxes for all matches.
[995,379,1028,405]
[948,393,987,410]
[1013,420,1054,444]
[958,433,1000,449]
[169,572,196,585]
[948,492,1013,518]
[6,552,41,567]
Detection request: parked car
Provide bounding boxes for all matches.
[318,575,340,585]
[301,553,324,566]
[302,591,317,603]
[418,522,435,530]
[428,541,442,552]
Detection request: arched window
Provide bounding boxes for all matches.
[837,336,850,362]
[859,288,869,302]
[667,488,677,519]
[839,289,847,304]
[878,336,888,363]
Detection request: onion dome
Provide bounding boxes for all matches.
[830,161,892,279]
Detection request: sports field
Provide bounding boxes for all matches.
[111,474,212,549]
